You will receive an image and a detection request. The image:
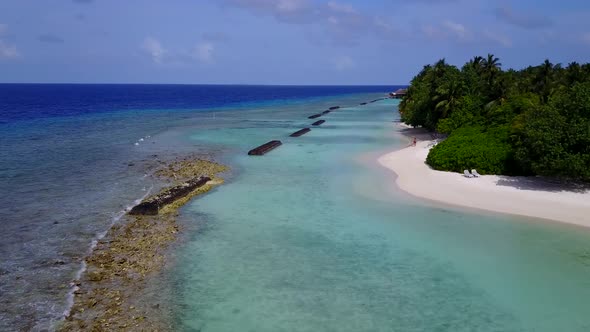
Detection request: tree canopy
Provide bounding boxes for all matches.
[400,55,590,181]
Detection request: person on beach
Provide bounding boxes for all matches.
[412,137,417,147]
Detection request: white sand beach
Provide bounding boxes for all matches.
[378,126,590,227]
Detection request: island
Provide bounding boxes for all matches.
[380,55,590,226]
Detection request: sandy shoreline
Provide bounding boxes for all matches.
[378,125,590,228]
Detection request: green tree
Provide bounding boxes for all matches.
[400,54,590,181]
[513,82,590,180]
[434,74,464,118]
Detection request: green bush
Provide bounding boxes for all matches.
[426,126,517,175]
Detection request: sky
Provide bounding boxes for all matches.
[0,0,589,85]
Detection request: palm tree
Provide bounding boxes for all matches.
[432,59,448,80]
[481,54,502,97]
[483,53,502,74]
[468,55,484,72]
[536,59,554,102]
[482,54,502,79]
[566,62,582,85]
[434,79,464,118]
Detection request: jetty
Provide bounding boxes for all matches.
[248,140,282,156]
[308,114,322,119]
[129,176,211,215]
[390,89,407,99]
[290,128,311,137]
[329,106,340,110]
[311,120,325,126]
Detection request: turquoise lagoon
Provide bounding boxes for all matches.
[157,98,590,331]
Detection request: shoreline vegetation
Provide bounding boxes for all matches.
[399,55,590,181]
[380,54,590,226]
[379,124,590,227]
[59,157,228,331]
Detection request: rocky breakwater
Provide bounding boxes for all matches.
[128,176,211,215]
[60,157,228,331]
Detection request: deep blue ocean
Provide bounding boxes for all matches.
[0,84,398,123]
[0,84,397,330]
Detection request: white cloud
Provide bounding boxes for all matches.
[327,16,339,25]
[276,0,308,13]
[223,0,399,44]
[372,17,399,40]
[0,40,19,59]
[374,17,393,32]
[193,42,214,63]
[202,31,230,42]
[422,20,471,42]
[223,0,314,23]
[483,29,512,47]
[322,2,368,45]
[0,24,19,59]
[494,6,552,30]
[421,25,440,39]
[140,37,218,65]
[141,37,166,64]
[333,55,354,71]
[327,1,357,14]
[442,20,468,40]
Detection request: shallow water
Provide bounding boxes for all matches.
[168,99,590,331]
[2,85,590,331]
[0,84,394,330]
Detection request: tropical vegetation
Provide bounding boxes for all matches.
[399,55,590,181]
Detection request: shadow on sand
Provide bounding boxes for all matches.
[495,176,590,194]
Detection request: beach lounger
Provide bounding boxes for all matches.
[463,170,474,178]
[471,169,481,177]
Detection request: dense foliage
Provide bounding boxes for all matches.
[426,126,516,175]
[400,55,590,181]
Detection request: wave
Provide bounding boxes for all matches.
[61,185,153,320]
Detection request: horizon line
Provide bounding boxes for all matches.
[0,82,409,87]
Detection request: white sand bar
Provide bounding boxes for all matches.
[378,137,590,227]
